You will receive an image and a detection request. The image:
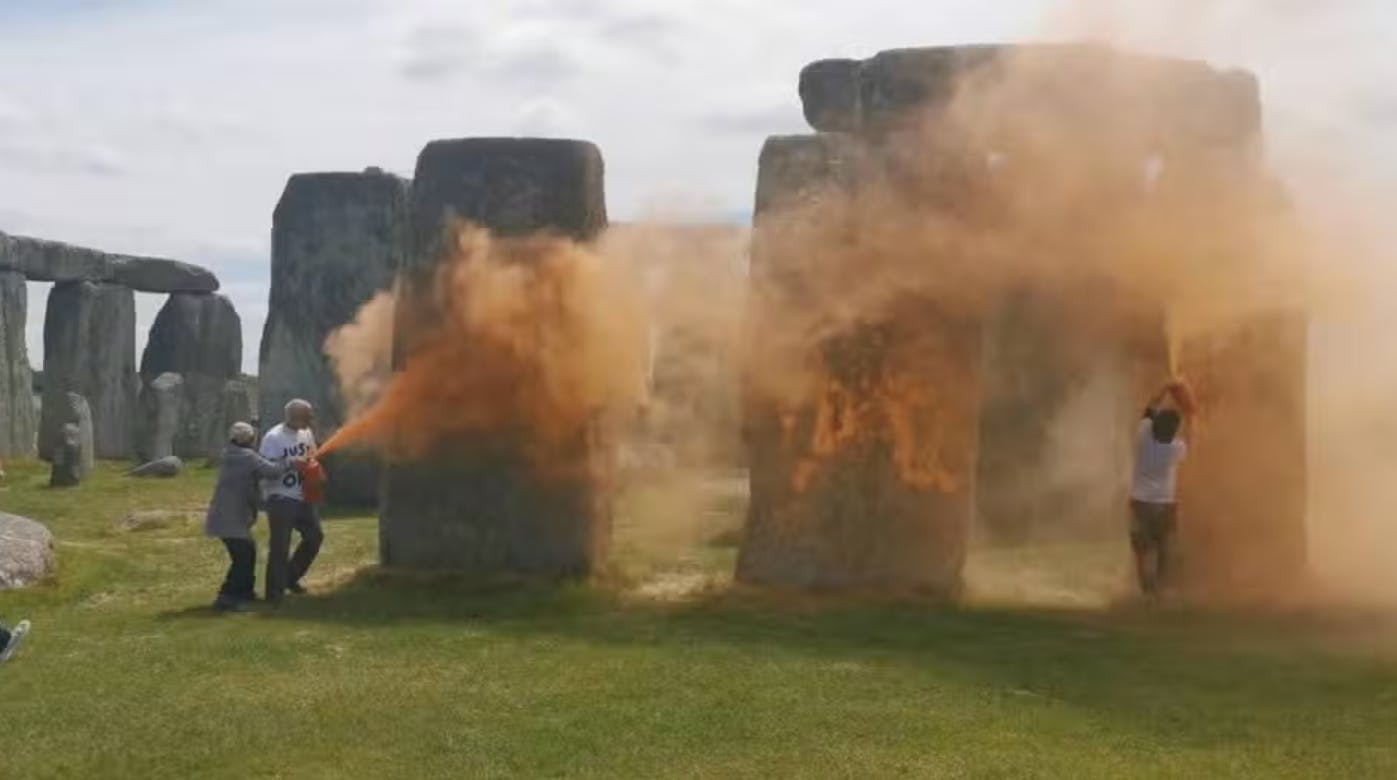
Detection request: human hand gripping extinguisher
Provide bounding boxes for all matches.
[295,456,327,505]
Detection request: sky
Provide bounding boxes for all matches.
[0,0,1392,374]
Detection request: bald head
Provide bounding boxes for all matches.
[284,399,314,431]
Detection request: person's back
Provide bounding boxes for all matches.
[206,444,274,539]
[1131,411,1187,505]
[1128,383,1191,598]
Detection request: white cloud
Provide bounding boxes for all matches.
[0,93,33,127]
[512,97,580,136]
[0,139,128,177]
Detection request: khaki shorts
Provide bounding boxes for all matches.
[1130,500,1177,553]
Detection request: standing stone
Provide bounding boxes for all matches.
[40,281,137,460]
[136,372,184,462]
[260,169,409,506]
[44,392,94,479]
[50,423,85,487]
[141,293,240,380]
[0,270,36,457]
[141,293,241,460]
[380,138,610,576]
[1176,312,1308,596]
[212,378,256,461]
[738,135,983,594]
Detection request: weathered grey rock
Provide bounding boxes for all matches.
[141,293,241,460]
[799,44,1261,147]
[738,133,982,595]
[212,378,256,462]
[43,392,94,478]
[380,138,611,576]
[40,281,138,460]
[136,372,184,462]
[49,422,85,487]
[753,135,865,218]
[0,270,36,457]
[407,138,607,255]
[0,512,55,589]
[799,59,862,133]
[141,293,240,381]
[127,455,182,478]
[0,231,111,282]
[1177,311,1308,595]
[0,230,219,292]
[110,256,218,294]
[260,169,409,506]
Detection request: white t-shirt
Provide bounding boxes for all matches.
[260,423,317,501]
[1130,416,1186,504]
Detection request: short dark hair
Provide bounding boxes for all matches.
[1152,410,1182,443]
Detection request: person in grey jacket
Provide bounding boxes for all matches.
[206,422,299,612]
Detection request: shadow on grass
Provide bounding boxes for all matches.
[230,566,1397,749]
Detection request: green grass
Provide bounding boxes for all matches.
[1,459,1396,778]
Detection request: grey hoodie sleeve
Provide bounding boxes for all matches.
[251,452,289,480]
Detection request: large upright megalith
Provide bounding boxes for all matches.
[379,138,610,576]
[738,135,984,593]
[1176,312,1308,595]
[140,292,242,460]
[739,44,1301,597]
[0,270,36,457]
[260,169,409,506]
[136,372,184,462]
[40,281,138,459]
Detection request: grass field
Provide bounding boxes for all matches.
[1,458,1396,778]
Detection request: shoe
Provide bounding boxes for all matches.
[213,597,247,613]
[287,582,307,595]
[1,620,31,662]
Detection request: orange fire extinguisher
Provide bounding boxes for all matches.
[296,458,327,505]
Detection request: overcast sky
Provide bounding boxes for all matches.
[1,0,1391,374]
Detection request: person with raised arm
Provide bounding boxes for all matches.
[1129,378,1195,599]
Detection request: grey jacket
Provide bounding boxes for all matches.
[205,444,288,540]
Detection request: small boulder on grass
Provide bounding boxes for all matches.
[127,456,183,479]
[0,512,55,590]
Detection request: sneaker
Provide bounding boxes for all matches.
[0,620,30,663]
[287,582,307,596]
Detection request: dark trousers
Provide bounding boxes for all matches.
[265,497,323,600]
[219,538,258,601]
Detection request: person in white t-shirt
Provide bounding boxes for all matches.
[1129,379,1191,598]
[260,399,322,602]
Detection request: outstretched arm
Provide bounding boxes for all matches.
[251,452,291,480]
